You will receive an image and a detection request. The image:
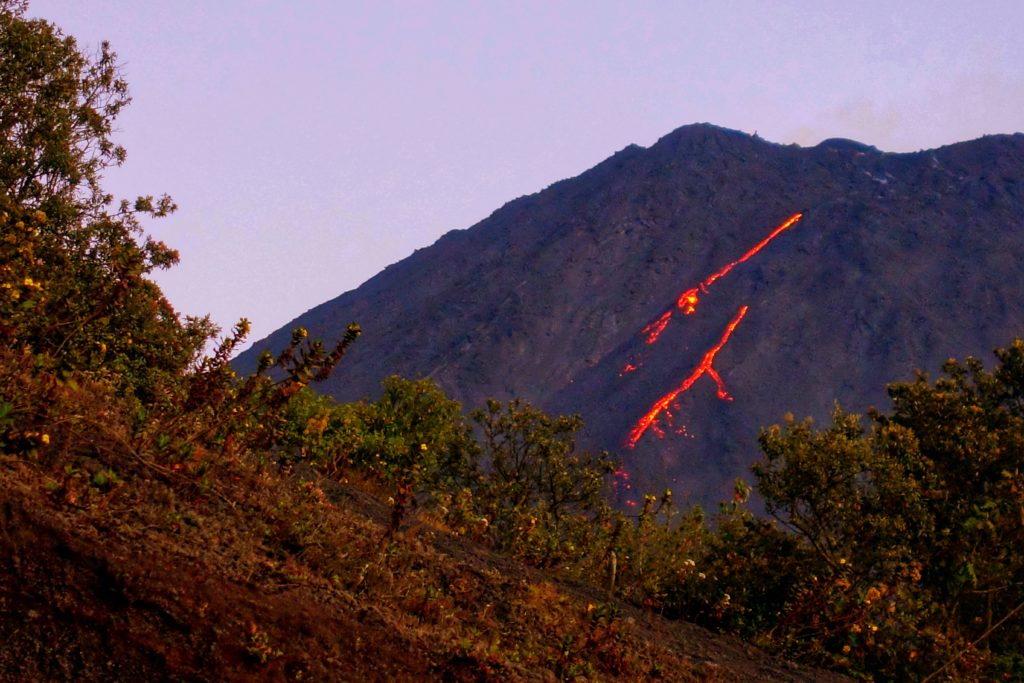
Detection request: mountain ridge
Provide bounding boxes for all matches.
[237,124,1024,507]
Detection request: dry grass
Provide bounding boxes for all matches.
[0,355,847,682]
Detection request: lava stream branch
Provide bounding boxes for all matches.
[698,212,803,293]
[626,305,748,449]
[641,311,673,344]
[640,212,803,346]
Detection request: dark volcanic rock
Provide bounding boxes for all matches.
[236,123,1024,508]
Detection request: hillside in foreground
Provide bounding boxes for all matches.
[0,425,847,682]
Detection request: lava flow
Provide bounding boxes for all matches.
[696,212,803,299]
[641,311,673,344]
[621,211,805,450]
[626,305,749,449]
[641,212,802,345]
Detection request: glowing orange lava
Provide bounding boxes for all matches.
[641,310,673,344]
[676,212,802,317]
[626,305,748,449]
[619,362,639,376]
[677,288,700,314]
[637,212,803,346]
[621,211,805,461]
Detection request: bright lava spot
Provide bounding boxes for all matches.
[619,362,639,376]
[638,212,803,345]
[626,305,749,449]
[677,288,700,314]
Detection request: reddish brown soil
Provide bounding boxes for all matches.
[0,466,848,682]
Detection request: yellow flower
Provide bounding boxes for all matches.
[842,645,851,654]
[420,443,428,451]
[40,433,50,444]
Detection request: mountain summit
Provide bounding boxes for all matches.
[237,124,1024,507]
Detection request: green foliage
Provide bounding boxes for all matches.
[0,0,365,497]
[0,1,213,402]
[352,376,475,486]
[0,0,126,213]
[275,387,363,475]
[601,491,701,607]
[218,322,362,452]
[467,398,616,566]
[662,503,805,635]
[737,344,1024,679]
[274,387,620,561]
[349,376,476,533]
[272,387,620,564]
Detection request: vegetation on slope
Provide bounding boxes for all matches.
[281,352,1024,681]
[1,2,1021,681]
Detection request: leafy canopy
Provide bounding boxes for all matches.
[0,0,208,400]
[748,342,1024,679]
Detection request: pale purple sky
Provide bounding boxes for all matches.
[27,1,1024,347]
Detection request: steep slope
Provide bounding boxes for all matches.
[1,458,852,682]
[237,124,1024,507]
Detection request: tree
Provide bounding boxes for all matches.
[880,346,1024,678]
[469,398,615,565]
[749,342,1024,679]
[0,2,362,477]
[350,376,477,535]
[0,0,126,213]
[0,0,212,401]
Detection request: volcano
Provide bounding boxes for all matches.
[235,124,1024,508]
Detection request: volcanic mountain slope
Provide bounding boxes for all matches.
[237,124,1024,507]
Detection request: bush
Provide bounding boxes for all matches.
[466,398,616,566]
[737,343,1024,679]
